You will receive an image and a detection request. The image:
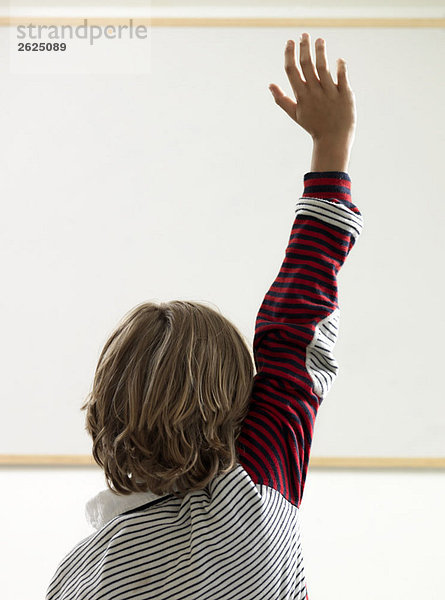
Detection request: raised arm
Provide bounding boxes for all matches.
[236,33,364,509]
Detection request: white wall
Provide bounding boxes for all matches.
[1,466,444,600]
[2,21,445,459]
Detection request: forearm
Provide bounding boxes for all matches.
[310,139,352,172]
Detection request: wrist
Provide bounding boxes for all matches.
[311,139,352,172]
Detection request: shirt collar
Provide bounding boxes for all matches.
[85,486,170,531]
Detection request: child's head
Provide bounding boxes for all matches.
[81,300,255,500]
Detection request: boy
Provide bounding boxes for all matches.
[46,32,363,599]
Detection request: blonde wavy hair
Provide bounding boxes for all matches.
[81,300,255,500]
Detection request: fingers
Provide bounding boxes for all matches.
[270,34,352,123]
[285,34,337,95]
[268,83,297,121]
[336,58,351,94]
[314,38,336,89]
[297,33,319,87]
[284,39,305,100]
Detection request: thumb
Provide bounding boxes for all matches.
[268,84,297,122]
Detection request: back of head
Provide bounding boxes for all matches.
[81,300,255,500]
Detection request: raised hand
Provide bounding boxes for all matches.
[269,32,356,148]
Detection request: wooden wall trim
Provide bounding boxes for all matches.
[0,17,444,27]
[0,455,444,468]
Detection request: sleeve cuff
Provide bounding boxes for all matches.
[301,171,362,218]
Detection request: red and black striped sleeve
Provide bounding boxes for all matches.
[236,171,364,509]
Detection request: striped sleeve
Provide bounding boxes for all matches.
[236,171,364,509]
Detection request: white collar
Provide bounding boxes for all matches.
[85,487,171,531]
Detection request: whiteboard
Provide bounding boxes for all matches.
[1,24,444,458]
